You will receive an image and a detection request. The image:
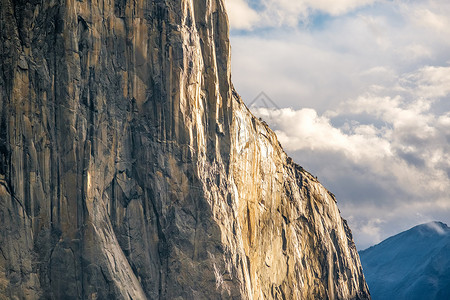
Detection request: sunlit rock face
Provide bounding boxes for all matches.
[0,0,370,299]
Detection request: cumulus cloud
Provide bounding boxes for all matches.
[225,0,379,29]
[250,65,450,249]
[401,1,450,34]
[306,0,378,15]
[224,0,260,30]
[230,0,450,110]
[407,66,450,98]
[229,0,450,249]
[253,107,391,162]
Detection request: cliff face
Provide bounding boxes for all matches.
[0,0,370,299]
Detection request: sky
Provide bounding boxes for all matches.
[224,0,450,250]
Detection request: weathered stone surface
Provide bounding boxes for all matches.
[0,0,370,299]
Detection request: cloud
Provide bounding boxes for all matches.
[406,66,450,99]
[250,65,450,249]
[253,107,391,162]
[304,0,378,16]
[229,0,450,249]
[425,222,447,235]
[230,0,450,109]
[224,0,260,30]
[401,2,450,34]
[359,218,385,246]
[225,0,379,29]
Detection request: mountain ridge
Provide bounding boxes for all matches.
[360,221,450,300]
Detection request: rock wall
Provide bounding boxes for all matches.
[0,0,370,299]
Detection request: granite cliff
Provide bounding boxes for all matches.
[0,0,370,299]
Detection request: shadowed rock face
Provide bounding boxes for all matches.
[0,0,370,299]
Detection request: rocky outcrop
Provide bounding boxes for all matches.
[0,0,370,299]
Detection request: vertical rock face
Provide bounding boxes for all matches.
[0,0,370,299]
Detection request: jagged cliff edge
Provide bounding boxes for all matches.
[0,0,370,299]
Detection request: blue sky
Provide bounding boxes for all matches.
[225,0,450,250]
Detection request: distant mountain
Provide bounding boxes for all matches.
[360,221,450,300]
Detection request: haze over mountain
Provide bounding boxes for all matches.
[360,221,450,300]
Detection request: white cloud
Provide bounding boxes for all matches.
[402,3,450,33]
[408,66,450,99]
[425,222,447,235]
[226,0,379,29]
[230,2,450,111]
[253,107,392,163]
[250,65,450,249]
[418,9,448,31]
[224,0,260,30]
[229,0,450,249]
[360,218,385,246]
[401,44,432,61]
[304,0,378,16]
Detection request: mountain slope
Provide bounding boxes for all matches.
[360,221,450,300]
[0,0,370,299]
